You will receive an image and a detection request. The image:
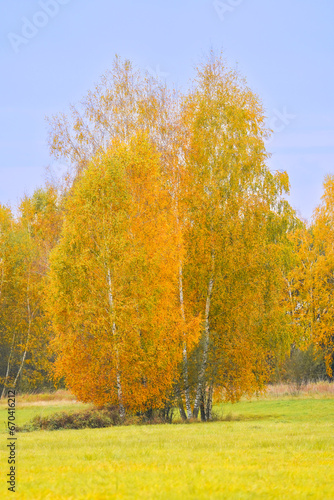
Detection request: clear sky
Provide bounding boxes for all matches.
[1,0,334,221]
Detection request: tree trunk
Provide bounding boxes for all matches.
[179,264,192,419]
[116,370,125,419]
[193,273,214,419]
[205,382,213,421]
[200,387,206,421]
[1,333,15,399]
[175,383,187,421]
[107,268,125,419]
[13,288,32,388]
[178,400,187,421]
[0,264,12,398]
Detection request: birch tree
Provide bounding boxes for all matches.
[287,175,334,376]
[47,134,188,414]
[45,53,297,417]
[47,55,201,415]
[0,187,61,396]
[179,54,296,418]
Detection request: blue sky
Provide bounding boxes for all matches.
[1,0,334,221]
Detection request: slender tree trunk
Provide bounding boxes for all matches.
[179,264,192,419]
[193,272,214,419]
[178,402,187,421]
[13,276,33,388]
[116,370,125,418]
[205,382,213,421]
[107,268,125,419]
[13,333,30,388]
[175,384,187,421]
[1,333,15,399]
[200,387,206,421]
[0,260,16,398]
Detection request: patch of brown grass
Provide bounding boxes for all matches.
[18,389,76,403]
[0,389,78,407]
[265,381,334,398]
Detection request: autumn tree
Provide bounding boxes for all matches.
[47,55,201,416]
[287,175,334,377]
[46,134,194,415]
[176,54,297,419]
[0,204,17,396]
[46,55,180,182]
[0,186,62,397]
[46,53,298,418]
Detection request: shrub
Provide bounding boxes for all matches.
[17,407,120,432]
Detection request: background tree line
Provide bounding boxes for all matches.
[0,54,332,419]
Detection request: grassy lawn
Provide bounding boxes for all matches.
[1,389,334,499]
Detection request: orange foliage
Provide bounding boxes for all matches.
[47,135,198,412]
[287,175,334,376]
[45,54,298,417]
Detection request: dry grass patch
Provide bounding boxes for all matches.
[0,389,78,408]
[264,381,334,398]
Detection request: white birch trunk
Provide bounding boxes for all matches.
[13,294,32,388]
[206,382,213,421]
[13,224,34,390]
[193,273,214,418]
[107,268,125,418]
[179,264,192,419]
[1,333,15,399]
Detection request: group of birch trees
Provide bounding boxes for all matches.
[1,54,333,418]
[0,187,62,395]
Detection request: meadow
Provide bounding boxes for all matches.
[1,384,334,499]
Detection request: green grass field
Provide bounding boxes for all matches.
[1,388,334,499]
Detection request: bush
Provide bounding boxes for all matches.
[17,407,120,432]
[17,404,176,432]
